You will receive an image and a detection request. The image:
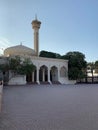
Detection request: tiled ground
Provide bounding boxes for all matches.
[0,84,98,130]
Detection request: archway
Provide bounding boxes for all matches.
[39,65,48,82]
[50,66,58,82]
[60,66,67,77]
[26,69,37,83]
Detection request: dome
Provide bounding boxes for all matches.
[4,44,36,56]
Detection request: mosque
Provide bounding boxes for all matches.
[0,18,75,85]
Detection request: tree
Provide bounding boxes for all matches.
[39,50,61,59]
[61,51,87,80]
[9,56,21,73]
[0,58,10,82]
[18,58,36,75]
[0,63,9,72]
[87,62,96,83]
[87,62,95,76]
[95,61,98,73]
[8,56,36,75]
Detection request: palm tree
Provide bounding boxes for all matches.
[87,62,95,83]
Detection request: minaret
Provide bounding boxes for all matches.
[31,16,41,56]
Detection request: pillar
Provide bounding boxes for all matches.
[36,69,40,84]
[32,71,34,82]
[48,67,51,84]
[58,67,60,82]
[42,68,45,82]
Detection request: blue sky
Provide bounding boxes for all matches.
[0,0,98,62]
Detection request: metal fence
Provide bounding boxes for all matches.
[77,76,98,84]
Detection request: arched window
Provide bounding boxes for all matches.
[60,66,67,77]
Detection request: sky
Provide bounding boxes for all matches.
[0,0,98,62]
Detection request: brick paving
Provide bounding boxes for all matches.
[0,84,98,130]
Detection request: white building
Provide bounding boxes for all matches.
[0,18,75,85]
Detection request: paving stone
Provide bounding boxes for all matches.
[0,84,98,130]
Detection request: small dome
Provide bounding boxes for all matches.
[4,44,36,56]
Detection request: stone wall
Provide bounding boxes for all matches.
[0,81,3,112]
[8,75,26,85]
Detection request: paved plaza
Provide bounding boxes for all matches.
[0,84,98,130]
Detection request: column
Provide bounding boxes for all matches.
[42,68,45,82]
[48,67,51,84]
[36,68,40,84]
[58,67,60,82]
[32,71,34,82]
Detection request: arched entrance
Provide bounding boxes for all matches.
[26,69,37,83]
[50,66,58,82]
[31,69,37,83]
[39,65,48,83]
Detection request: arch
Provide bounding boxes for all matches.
[60,66,67,77]
[39,64,48,68]
[26,68,37,83]
[50,66,58,82]
[39,65,48,82]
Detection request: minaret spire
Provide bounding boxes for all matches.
[31,17,41,56]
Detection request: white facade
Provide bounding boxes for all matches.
[7,55,70,85]
[26,55,68,84]
[3,44,70,85]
